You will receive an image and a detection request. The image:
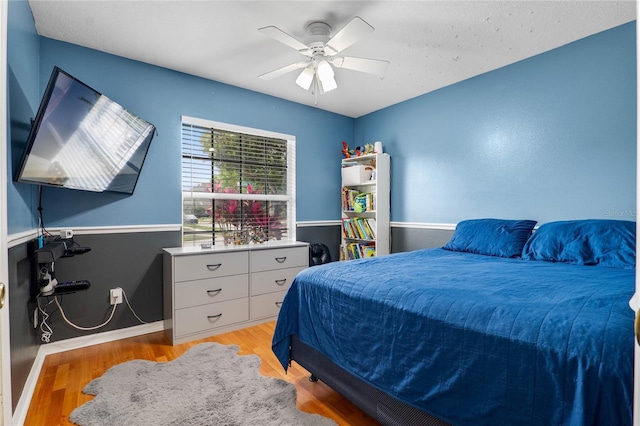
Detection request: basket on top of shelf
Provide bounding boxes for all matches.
[342,164,375,186]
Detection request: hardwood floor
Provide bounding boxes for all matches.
[25,321,378,425]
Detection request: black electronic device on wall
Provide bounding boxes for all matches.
[15,66,156,194]
[33,235,92,297]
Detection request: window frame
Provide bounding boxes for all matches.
[181,115,296,246]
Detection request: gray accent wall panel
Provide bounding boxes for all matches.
[8,242,39,411]
[296,224,454,260]
[8,230,180,412]
[49,231,181,341]
[296,225,341,263]
[391,227,454,253]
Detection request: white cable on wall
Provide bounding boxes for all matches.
[54,296,117,331]
[122,288,148,324]
[39,288,149,340]
[37,296,54,343]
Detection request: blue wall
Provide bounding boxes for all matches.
[7,1,637,233]
[355,22,636,224]
[8,33,353,233]
[7,0,40,234]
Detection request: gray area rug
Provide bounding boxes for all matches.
[69,342,336,426]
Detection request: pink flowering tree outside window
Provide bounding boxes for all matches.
[207,183,284,244]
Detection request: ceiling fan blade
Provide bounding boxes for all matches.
[331,56,390,77]
[324,17,374,55]
[258,62,309,80]
[258,26,312,56]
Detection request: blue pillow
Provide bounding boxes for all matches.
[443,218,537,258]
[521,219,636,269]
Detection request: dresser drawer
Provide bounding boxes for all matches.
[175,298,249,336]
[175,274,249,310]
[174,251,249,282]
[251,247,307,272]
[251,266,305,296]
[251,291,287,320]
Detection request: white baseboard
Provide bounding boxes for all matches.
[12,321,164,426]
[36,321,164,356]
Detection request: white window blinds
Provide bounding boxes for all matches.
[181,116,296,247]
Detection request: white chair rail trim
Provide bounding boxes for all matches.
[297,220,457,231]
[8,224,182,248]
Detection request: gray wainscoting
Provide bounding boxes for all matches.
[8,242,39,411]
[391,226,454,253]
[47,231,182,341]
[297,222,454,260]
[8,230,181,410]
[296,224,342,263]
[7,222,453,414]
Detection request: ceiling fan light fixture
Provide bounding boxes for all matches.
[296,66,315,90]
[319,74,337,93]
[316,59,337,92]
[316,59,334,80]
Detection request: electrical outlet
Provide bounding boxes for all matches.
[110,288,123,305]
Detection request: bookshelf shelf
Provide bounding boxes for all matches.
[346,181,377,187]
[340,153,390,260]
[343,210,377,214]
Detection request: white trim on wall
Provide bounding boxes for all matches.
[9,222,456,246]
[8,224,182,248]
[391,222,456,231]
[63,224,181,235]
[8,229,38,249]
[297,220,340,227]
[297,220,457,231]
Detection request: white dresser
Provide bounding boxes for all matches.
[163,241,308,345]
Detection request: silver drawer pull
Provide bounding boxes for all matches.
[207,263,222,271]
[275,301,283,308]
[207,313,222,320]
[275,279,287,286]
[206,289,222,296]
[275,257,287,263]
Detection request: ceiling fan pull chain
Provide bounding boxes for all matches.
[314,79,318,106]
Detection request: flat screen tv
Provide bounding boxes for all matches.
[15,66,156,194]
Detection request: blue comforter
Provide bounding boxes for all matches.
[272,248,634,425]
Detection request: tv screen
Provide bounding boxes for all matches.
[15,66,156,194]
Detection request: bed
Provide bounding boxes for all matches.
[272,219,636,425]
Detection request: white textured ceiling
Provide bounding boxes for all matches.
[28,1,636,118]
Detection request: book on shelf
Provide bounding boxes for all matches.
[342,217,376,240]
[341,188,375,212]
[365,218,376,236]
[371,186,377,212]
[340,242,376,260]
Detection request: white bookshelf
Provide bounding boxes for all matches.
[340,153,390,260]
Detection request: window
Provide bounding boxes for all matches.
[181,116,296,247]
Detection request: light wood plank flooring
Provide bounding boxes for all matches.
[25,321,378,425]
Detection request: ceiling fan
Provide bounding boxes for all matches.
[258,17,390,95]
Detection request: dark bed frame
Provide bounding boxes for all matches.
[290,335,451,426]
